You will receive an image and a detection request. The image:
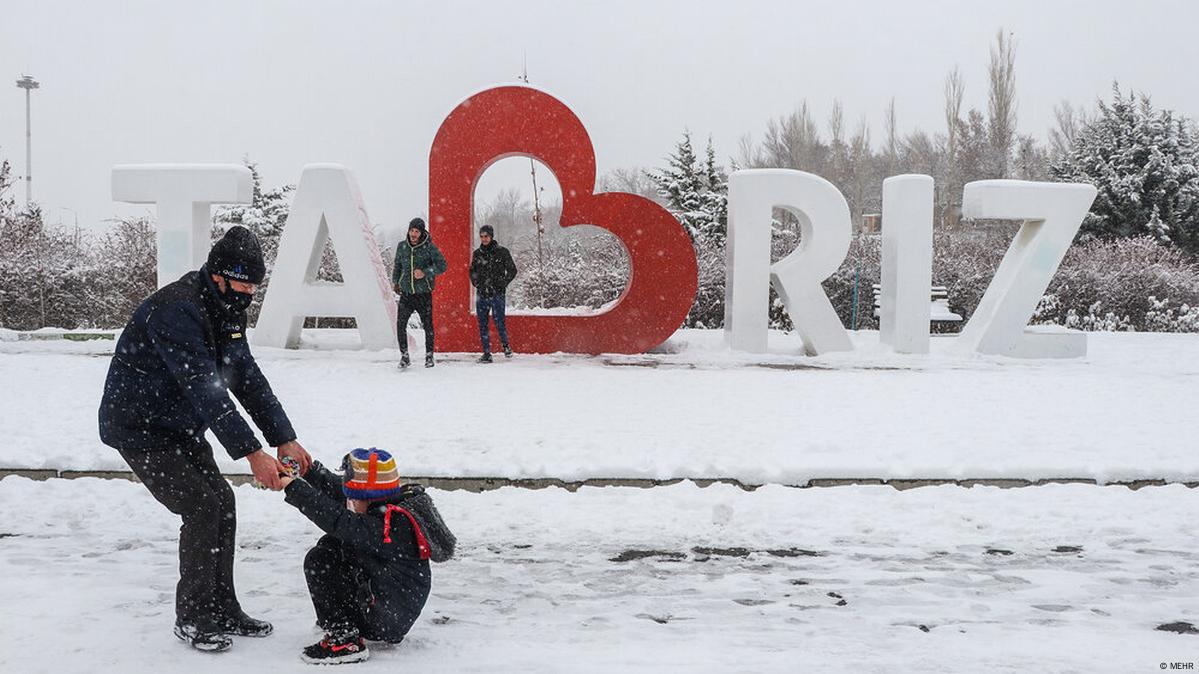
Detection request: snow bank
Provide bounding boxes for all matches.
[1,329,1195,483]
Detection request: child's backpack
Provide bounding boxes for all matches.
[385,484,456,562]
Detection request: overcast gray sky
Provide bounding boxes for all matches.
[1,0,1197,232]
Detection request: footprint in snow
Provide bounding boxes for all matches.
[1156,621,1199,635]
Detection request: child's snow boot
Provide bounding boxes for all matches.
[301,626,369,665]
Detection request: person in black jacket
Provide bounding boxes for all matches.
[281,448,455,665]
[98,226,312,652]
[468,225,518,363]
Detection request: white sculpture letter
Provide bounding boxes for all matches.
[254,164,397,350]
[111,164,253,288]
[725,169,853,355]
[957,179,1098,358]
[879,175,934,354]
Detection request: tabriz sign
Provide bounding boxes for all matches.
[112,85,1097,359]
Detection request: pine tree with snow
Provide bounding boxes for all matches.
[212,159,297,324]
[212,159,295,261]
[649,130,707,241]
[701,138,728,245]
[0,154,14,221]
[649,131,731,327]
[1051,84,1199,255]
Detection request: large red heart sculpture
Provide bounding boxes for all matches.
[428,86,698,354]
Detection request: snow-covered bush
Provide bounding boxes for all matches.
[1036,236,1199,332]
[0,206,107,330]
[1051,84,1199,255]
[506,233,629,311]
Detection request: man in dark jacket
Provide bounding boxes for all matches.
[281,448,454,664]
[391,218,447,368]
[468,224,518,363]
[98,226,312,652]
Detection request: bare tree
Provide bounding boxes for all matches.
[736,133,761,169]
[884,98,899,172]
[848,117,875,220]
[944,66,964,162]
[942,66,966,226]
[1048,101,1083,161]
[95,216,157,325]
[988,29,1018,177]
[758,101,825,171]
[599,167,660,202]
[828,99,845,145]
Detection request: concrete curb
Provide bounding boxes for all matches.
[1,469,1196,493]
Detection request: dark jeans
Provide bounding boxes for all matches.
[305,535,403,642]
[118,441,240,624]
[397,293,434,354]
[476,293,509,353]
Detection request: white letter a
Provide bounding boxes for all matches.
[254,164,397,350]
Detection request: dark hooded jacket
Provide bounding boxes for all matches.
[98,265,295,459]
[392,230,447,295]
[284,462,455,641]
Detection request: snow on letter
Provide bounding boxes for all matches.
[879,175,935,354]
[956,180,1098,358]
[724,169,853,355]
[253,164,397,350]
[111,164,253,288]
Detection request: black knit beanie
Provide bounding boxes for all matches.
[408,217,427,234]
[207,226,266,284]
[479,224,495,238]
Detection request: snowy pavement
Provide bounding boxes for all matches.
[1,476,1197,673]
[1,329,1198,483]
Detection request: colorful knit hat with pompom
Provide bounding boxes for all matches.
[341,448,402,501]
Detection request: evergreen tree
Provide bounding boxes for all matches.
[0,154,14,221]
[213,158,297,324]
[212,158,295,261]
[649,131,731,327]
[701,137,728,244]
[1051,84,1199,254]
[649,130,707,241]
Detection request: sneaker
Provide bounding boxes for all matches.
[425,353,435,368]
[503,345,513,358]
[301,629,370,665]
[174,619,233,652]
[478,352,493,363]
[399,352,411,369]
[216,610,273,637]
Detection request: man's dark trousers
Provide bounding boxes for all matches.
[476,293,509,354]
[397,293,434,354]
[118,440,240,624]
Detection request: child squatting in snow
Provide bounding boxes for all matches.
[280,448,456,665]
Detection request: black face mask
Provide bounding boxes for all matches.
[220,279,255,313]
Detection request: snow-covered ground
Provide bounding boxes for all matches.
[1,329,1196,483]
[2,329,1197,671]
[1,476,1196,673]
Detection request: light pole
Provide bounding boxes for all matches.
[15,74,39,206]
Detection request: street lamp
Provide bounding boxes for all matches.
[15,74,39,206]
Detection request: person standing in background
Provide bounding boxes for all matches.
[392,218,447,368]
[468,224,518,363]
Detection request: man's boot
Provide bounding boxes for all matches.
[502,344,513,358]
[174,617,233,652]
[478,352,493,364]
[425,353,435,368]
[216,610,273,637]
[399,351,410,369]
